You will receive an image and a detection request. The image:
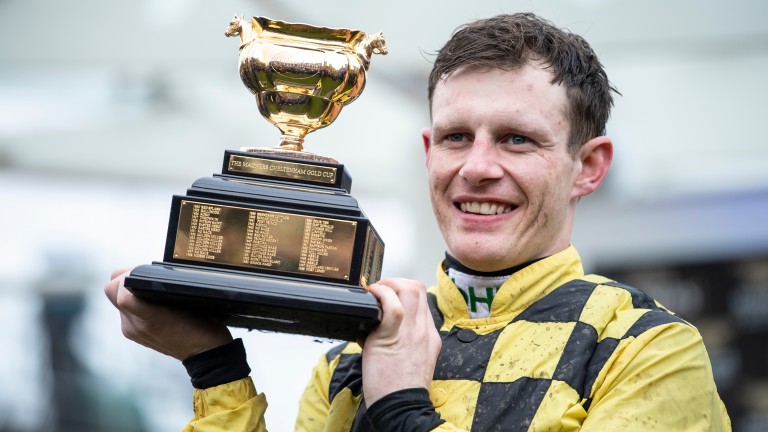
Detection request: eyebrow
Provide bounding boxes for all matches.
[431,117,556,142]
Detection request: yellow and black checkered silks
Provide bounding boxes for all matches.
[181,246,730,431]
[294,246,730,431]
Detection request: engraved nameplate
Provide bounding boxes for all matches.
[228,154,337,184]
[173,200,356,280]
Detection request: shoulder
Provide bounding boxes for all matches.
[571,277,714,400]
[509,275,685,334]
[564,275,688,337]
[576,280,728,428]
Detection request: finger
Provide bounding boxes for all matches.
[111,267,131,280]
[104,275,122,308]
[377,278,424,303]
[373,277,416,295]
[105,268,132,307]
[376,278,425,322]
[114,283,161,320]
[417,288,434,327]
[120,313,172,357]
[367,282,401,316]
[367,282,404,331]
[119,313,146,344]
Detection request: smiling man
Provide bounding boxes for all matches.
[425,64,604,273]
[105,13,730,431]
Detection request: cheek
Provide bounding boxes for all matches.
[427,170,440,201]
[537,172,574,227]
[427,161,454,196]
[427,170,449,215]
[519,170,568,227]
[523,187,549,230]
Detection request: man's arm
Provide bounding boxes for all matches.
[104,269,268,431]
[104,269,233,359]
[106,270,468,431]
[293,278,468,431]
[183,378,267,432]
[361,279,467,431]
[361,278,443,405]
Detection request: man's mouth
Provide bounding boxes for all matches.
[458,201,514,215]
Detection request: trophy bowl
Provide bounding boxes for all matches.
[225,15,387,153]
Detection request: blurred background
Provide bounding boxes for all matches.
[1,0,767,430]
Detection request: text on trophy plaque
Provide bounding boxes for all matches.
[227,154,338,184]
[173,200,357,280]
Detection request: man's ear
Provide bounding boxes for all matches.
[572,136,613,198]
[421,127,432,166]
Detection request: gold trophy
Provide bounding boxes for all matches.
[125,15,387,341]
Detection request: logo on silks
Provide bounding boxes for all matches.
[448,269,509,319]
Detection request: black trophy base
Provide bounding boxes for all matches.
[126,262,381,341]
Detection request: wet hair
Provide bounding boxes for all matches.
[428,13,618,153]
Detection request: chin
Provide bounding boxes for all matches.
[449,248,515,272]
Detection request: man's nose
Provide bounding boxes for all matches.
[458,139,504,186]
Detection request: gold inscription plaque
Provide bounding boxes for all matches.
[173,200,356,280]
[228,154,338,184]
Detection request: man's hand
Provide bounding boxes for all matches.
[104,268,233,361]
[361,278,442,407]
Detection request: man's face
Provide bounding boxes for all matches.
[424,65,587,272]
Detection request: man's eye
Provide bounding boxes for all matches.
[507,135,528,145]
[446,133,466,142]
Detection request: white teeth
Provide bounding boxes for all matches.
[459,201,512,215]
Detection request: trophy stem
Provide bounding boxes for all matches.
[279,143,303,152]
[278,134,305,152]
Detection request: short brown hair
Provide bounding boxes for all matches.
[428,13,618,153]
